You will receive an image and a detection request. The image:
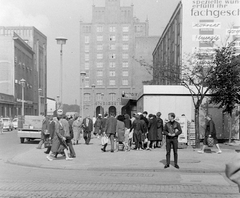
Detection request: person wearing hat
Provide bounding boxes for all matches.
[46,109,73,161]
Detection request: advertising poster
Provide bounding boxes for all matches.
[182,0,240,56]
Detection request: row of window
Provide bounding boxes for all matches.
[84,79,129,87]
[84,35,129,43]
[84,44,129,52]
[84,92,117,102]
[96,26,129,33]
[85,53,129,61]
[85,62,129,69]
[95,71,128,77]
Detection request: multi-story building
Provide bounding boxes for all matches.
[153,0,240,85]
[80,0,158,117]
[0,26,47,116]
[0,33,34,116]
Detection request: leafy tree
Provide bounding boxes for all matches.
[208,43,240,142]
[134,51,216,148]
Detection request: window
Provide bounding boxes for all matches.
[97,45,103,50]
[109,26,116,32]
[123,35,129,41]
[109,62,116,68]
[97,62,103,68]
[85,36,89,43]
[109,44,116,50]
[109,35,116,41]
[85,62,90,70]
[122,44,129,50]
[122,80,128,86]
[109,54,116,59]
[97,26,103,32]
[84,93,90,101]
[84,78,90,87]
[96,93,104,101]
[97,71,103,76]
[97,80,103,86]
[122,26,129,32]
[122,71,129,76]
[85,45,89,52]
[109,93,116,101]
[83,26,91,33]
[109,71,116,77]
[85,54,89,61]
[109,80,116,86]
[97,36,103,41]
[97,54,103,59]
[122,62,129,67]
[135,26,142,32]
[122,54,129,59]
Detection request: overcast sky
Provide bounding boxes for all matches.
[0,0,180,105]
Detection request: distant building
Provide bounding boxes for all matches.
[0,26,47,116]
[153,0,240,85]
[80,0,159,117]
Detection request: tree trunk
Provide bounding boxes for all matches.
[229,115,232,143]
[195,107,200,148]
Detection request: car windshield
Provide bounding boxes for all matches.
[13,119,17,122]
[2,119,10,122]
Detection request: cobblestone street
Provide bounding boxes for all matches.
[0,131,239,198]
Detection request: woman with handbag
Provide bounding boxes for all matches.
[198,114,222,154]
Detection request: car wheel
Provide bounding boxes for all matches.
[20,138,25,143]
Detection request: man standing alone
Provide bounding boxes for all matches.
[163,113,182,169]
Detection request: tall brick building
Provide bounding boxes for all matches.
[80,0,158,117]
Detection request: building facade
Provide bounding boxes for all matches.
[0,26,47,116]
[80,0,158,117]
[153,0,240,85]
[0,33,34,117]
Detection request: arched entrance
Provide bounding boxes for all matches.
[96,106,104,117]
[109,106,117,116]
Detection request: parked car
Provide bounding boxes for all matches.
[2,118,13,131]
[12,118,18,129]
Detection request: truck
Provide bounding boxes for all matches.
[17,115,43,143]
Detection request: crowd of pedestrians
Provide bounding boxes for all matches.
[37,109,222,169]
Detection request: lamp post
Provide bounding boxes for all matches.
[101,93,104,115]
[55,37,67,108]
[38,88,42,115]
[56,95,60,109]
[92,84,96,117]
[20,79,26,116]
[80,71,86,118]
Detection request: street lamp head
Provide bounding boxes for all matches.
[55,37,67,45]
[20,78,26,87]
[80,71,87,76]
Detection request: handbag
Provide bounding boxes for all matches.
[101,135,109,145]
[207,136,214,147]
[44,138,52,148]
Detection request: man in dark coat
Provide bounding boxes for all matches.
[163,112,182,169]
[103,113,117,152]
[82,115,93,144]
[37,115,49,149]
[198,114,222,154]
[44,116,55,154]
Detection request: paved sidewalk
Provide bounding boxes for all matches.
[7,137,239,173]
